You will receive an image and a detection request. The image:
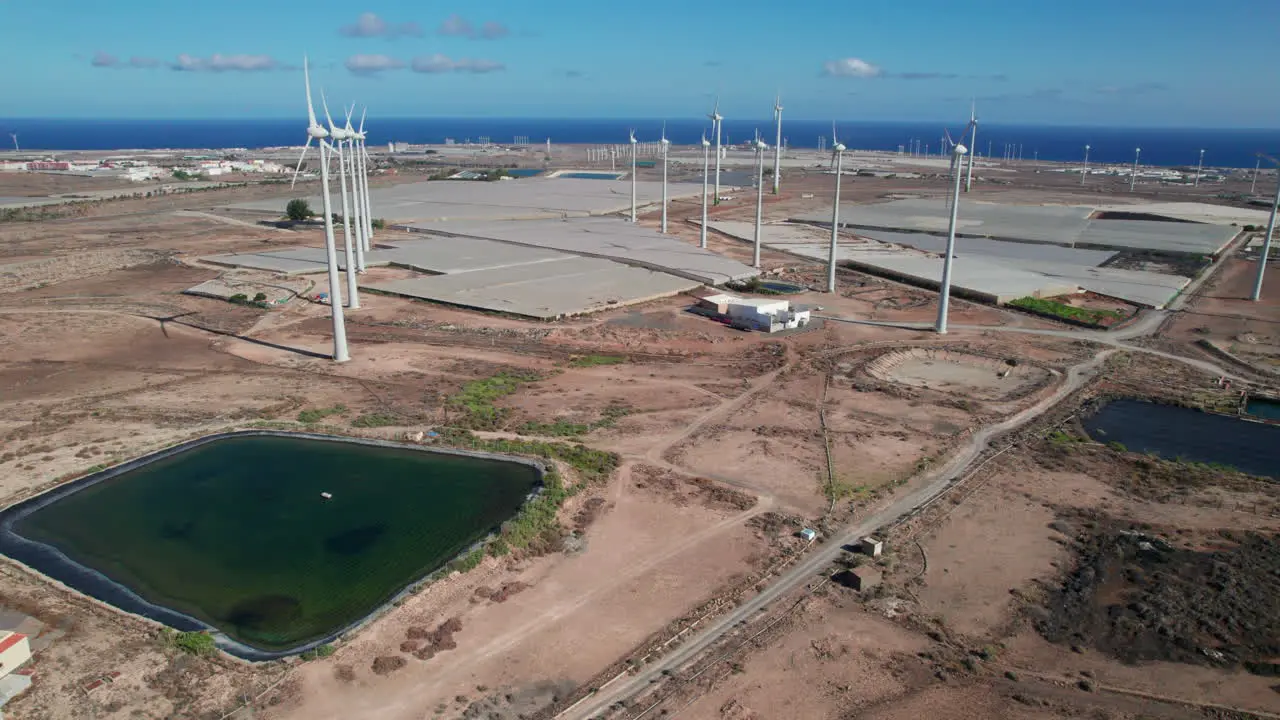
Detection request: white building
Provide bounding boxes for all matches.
[696,292,811,333]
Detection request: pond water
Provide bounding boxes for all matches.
[1244,396,1280,422]
[559,171,624,180]
[1082,399,1280,478]
[0,434,539,656]
[505,168,543,178]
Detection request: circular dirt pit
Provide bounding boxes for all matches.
[865,348,1050,401]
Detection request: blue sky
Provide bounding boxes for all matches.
[1,0,1276,126]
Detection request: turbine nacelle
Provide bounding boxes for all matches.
[953,144,969,156]
[833,143,846,153]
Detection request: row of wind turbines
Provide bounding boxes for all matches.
[292,57,379,363]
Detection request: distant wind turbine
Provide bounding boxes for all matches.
[708,99,723,204]
[828,124,846,294]
[8,133,17,152]
[1130,147,1141,192]
[772,94,783,194]
[936,142,969,334]
[341,108,366,273]
[660,122,670,233]
[629,129,638,223]
[323,97,360,310]
[964,101,977,192]
[700,131,710,249]
[752,133,768,268]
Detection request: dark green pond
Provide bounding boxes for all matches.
[4,434,539,655]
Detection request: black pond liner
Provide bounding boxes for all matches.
[0,430,545,661]
[1080,399,1280,479]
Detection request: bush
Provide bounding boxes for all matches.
[297,405,346,424]
[286,199,313,221]
[351,413,399,428]
[253,292,268,302]
[568,354,625,368]
[1008,296,1123,327]
[299,644,336,661]
[230,293,248,303]
[165,629,217,656]
[447,371,541,430]
[1106,440,1128,453]
[371,218,386,230]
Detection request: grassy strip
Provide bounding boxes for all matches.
[1009,297,1123,326]
[350,413,400,428]
[568,354,626,368]
[517,404,630,438]
[297,404,347,424]
[448,371,541,429]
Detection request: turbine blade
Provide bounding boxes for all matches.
[303,56,318,129]
[291,136,313,189]
[322,90,335,132]
[344,104,354,131]
[358,107,367,134]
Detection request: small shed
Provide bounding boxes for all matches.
[861,536,884,558]
[798,528,817,542]
[833,567,882,592]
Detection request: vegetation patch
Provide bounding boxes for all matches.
[446,371,542,430]
[162,629,217,656]
[297,405,347,424]
[568,354,626,368]
[1009,296,1124,327]
[350,413,400,428]
[517,404,631,437]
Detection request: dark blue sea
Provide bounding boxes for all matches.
[3,117,1278,169]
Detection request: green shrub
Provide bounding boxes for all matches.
[299,643,336,661]
[1009,297,1123,326]
[230,293,249,303]
[568,354,626,368]
[297,404,346,424]
[286,199,313,221]
[1106,440,1128,453]
[253,292,268,302]
[351,413,400,428]
[164,629,217,656]
[371,218,386,230]
[447,371,541,429]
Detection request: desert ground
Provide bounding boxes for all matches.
[0,152,1276,720]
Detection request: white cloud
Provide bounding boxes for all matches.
[91,51,119,67]
[823,58,883,78]
[91,51,162,69]
[410,54,506,74]
[479,21,509,40]
[345,54,406,75]
[340,12,423,38]
[171,54,279,72]
[438,14,474,37]
[438,14,510,40]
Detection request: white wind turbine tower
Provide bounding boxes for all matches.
[827,124,846,294]
[8,133,17,152]
[322,97,360,310]
[660,123,670,233]
[708,99,723,204]
[1081,144,1091,184]
[1130,147,1141,192]
[290,57,349,363]
[629,129,638,223]
[772,94,783,194]
[752,132,768,268]
[355,109,375,252]
[700,131,710,249]
[936,142,969,334]
[964,101,978,192]
[341,109,366,272]
[1195,148,1205,187]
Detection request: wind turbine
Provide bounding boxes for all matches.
[290,57,349,363]
[1251,152,1280,302]
[964,101,977,192]
[8,133,17,152]
[323,98,360,310]
[355,108,375,251]
[1194,148,1205,187]
[629,129,638,223]
[1251,156,1261,195]
[1081,144,1091,185]
[708,99,723,204]
[700,131,710,249]
[752,133,767,269]
[660,123,670,234]
[342,108,366,273]
[936,142,969,334]
[827,125,846,294]
[772,94,783,194]
[1130,147,1141,192]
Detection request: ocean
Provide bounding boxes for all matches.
[2,117,1278,169]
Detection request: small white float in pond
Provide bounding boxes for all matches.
[320,492,333,500]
